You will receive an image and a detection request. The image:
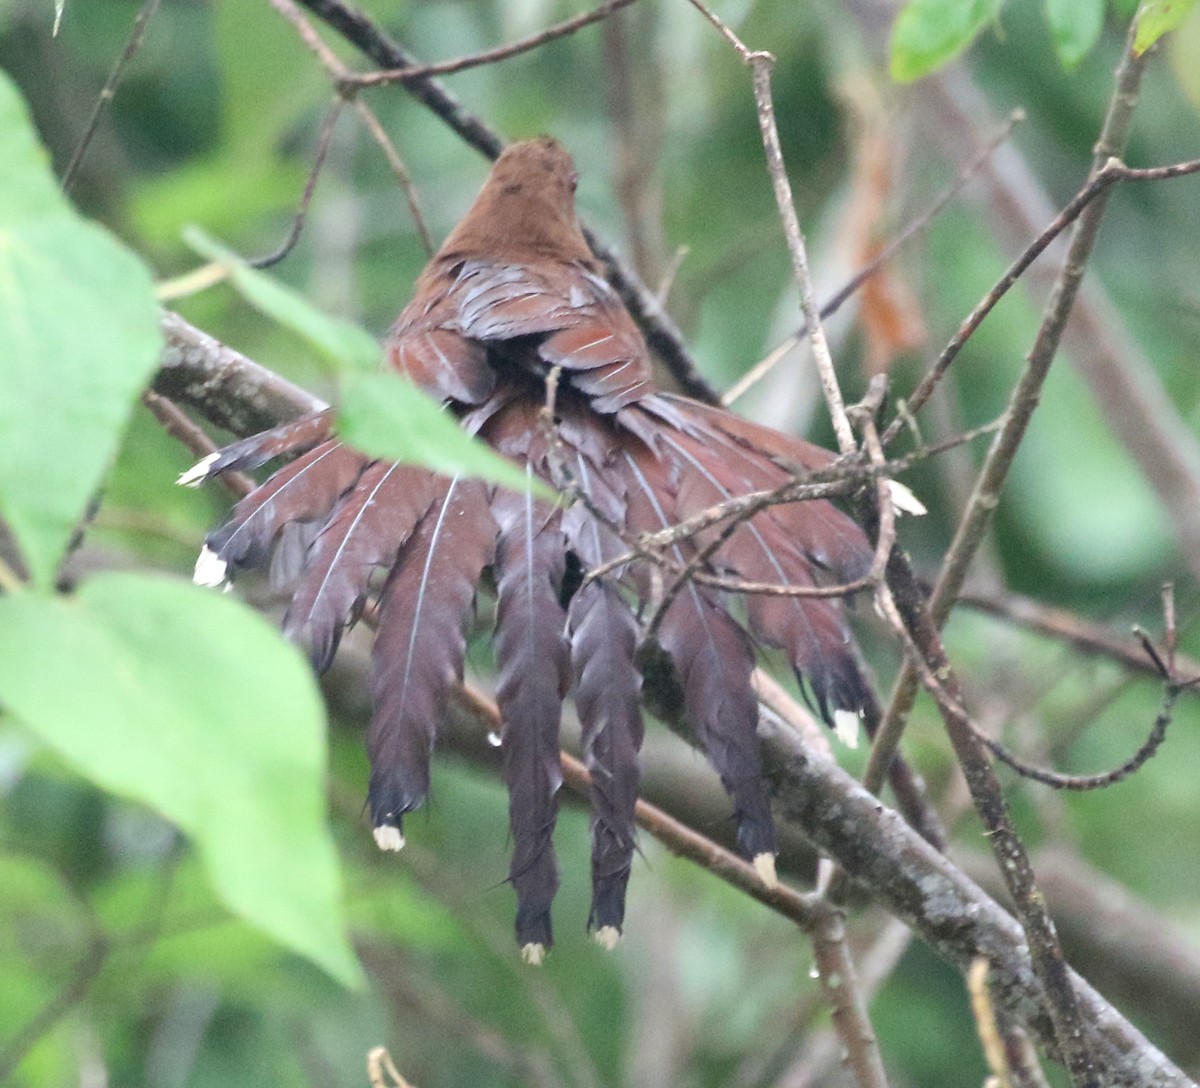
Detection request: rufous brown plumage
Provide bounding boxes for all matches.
[188,137,871,961]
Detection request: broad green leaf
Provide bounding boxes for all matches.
[1135,0,1199,50]
[337,368,555,498]
[184,226,380,372]
[889,0,1004,82]
[0,573,363,988]
[1047,0,1105,66]
[0,72,162,587]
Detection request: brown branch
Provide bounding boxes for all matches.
[869,28,1154,769]
[141,390,254,498]
[724,109,1025,408]
[248,97,346,270]
[269,0,435,257]
[151,314,1195,1086]
[960,589,1200,681]
[913,62,1200,588]
[0,931,108,1081]
[340,0,639,90]
[879,154,1200,450]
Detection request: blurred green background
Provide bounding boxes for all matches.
[3,0,1200,1085]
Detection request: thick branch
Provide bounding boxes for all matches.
[153,310,1194,1087]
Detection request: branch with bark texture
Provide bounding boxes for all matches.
[152,311,1194,1087]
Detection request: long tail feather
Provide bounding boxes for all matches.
[203,441,367,578]
[620,447,777,863]
[570,579,643,938]
[368,478,497,843]
[491,485,570,953]
[283,463,438,672]
[652,418,870,720]
[179,410,334,486]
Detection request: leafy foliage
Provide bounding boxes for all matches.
[0,71,161,588]
[0,573,361,988]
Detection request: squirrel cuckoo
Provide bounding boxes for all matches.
[186,137,871,962]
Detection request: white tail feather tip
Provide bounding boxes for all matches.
[593,926,621,951]
[373,825,405,852]
[833,709,861,750]
[753,853,779,889]
[886,479,927,516]
[520,943,546,966]
[193,546,228,588]
[177,452,219,488]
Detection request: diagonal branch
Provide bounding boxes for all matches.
[151,310,1194,1088]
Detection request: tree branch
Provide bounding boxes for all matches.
[152,310,1195,1088]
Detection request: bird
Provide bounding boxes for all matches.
[185,137,872,964]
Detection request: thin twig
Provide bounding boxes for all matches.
[0,933,107,1081]
[141,391,255,499]
[960,590,1200,682]
[61,0,162,193]
[342,0,638,89]
[746,51,855,453]
[807,895,891,1088]
[866,47,1154,1021]
[350,99,435,257]
[249,97,346,269]
[723,110,1025,407]
[879,155,1200,450]
[270,0,435,256]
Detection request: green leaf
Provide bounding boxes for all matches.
[0,72,162,587]
[1046,0,1105,66]
[184,226,380,372]
[0,573,363,988]
[337,368,555,498]
[889,0,1004,82]
[1135,0,1199,51]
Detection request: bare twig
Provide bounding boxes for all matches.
[808,896,891,1088]
[745,50,855,453]
[270,0,434,255]
[724,110,1025,407]
[367,1047,412,1088]
[61,0,162,193]
[249,97,346,269]
[142,390,254,499]
[879,154,1200,450]
[865,59,1156,1078]
[970,958,1017,1088]
[0,932,108,1081]
[342,0,638,90]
